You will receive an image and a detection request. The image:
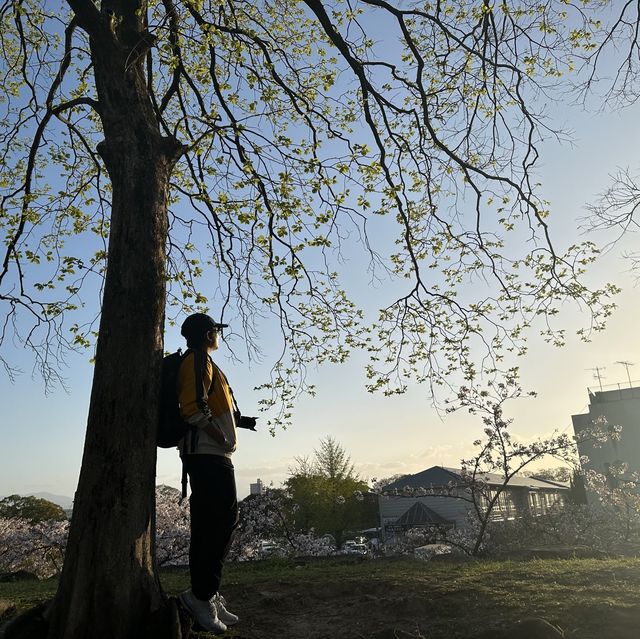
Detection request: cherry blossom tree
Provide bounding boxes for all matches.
[379,372,619,555]
[229,488,337,560]
[154,486,190,568]
[0,517,68,579]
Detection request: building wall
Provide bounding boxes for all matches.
[572,386,640,479]
[249,478,264,496]
[526,490,565,516]
[379,487,566,537]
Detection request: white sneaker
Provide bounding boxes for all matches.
[179,589,228,634]
[213,593,239,626]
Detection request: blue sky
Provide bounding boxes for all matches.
[3,94,640,500]
[2,8,640,500]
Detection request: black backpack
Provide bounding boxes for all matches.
[157,348,191,448]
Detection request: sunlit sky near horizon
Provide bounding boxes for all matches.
[3,13,640,502]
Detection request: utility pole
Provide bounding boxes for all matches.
[615,361,635,388]
[587,366,606,392]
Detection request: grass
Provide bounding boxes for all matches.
[0,578,58,616]
[2,557,640,637]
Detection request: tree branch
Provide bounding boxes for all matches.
[64,0,101,35]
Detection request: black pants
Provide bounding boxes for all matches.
[184,454,239,600]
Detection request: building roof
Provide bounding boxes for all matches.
[383,466,569,492]
[528,476,571,489]
[394,501,453,527]
[587,384,640,404]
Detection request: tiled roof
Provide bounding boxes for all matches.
[394,501,453,526]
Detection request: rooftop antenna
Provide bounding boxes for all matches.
[615,361,635,388]
[586,366,606,392]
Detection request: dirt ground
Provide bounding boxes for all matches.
[204,576,640,639]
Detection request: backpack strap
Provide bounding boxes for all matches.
[181,464,188,502]
[227,380,241,416]
[178,348,195,501]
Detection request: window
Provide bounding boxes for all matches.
[487,489,516,521]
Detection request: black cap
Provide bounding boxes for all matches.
[180,313,228,341]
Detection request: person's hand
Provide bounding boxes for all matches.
[238,415,258,431]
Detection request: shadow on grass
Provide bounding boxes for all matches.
[2,558,640,638]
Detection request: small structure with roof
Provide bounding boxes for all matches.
[379,465,569,540]
[385,501,454,535]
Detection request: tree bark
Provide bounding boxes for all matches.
[44,12,183,639]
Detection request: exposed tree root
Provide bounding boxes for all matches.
[0,597,192,639]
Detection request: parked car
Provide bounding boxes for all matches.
[342,540,357,550]
[414,543,452,560]
[351,543,369,555]
[259,540,284,558]
[342,542,368,556]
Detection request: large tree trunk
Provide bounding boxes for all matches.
[45,12,183,639]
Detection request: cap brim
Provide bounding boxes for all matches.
[213,323,229,329]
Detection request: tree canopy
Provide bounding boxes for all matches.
[0,0,621,417]
[0,494,67,523]
[529,467,573,484]
[286,437,375,546]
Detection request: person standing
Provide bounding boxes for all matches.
[176,312,256,634]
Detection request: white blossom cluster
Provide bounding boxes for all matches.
[227,489,338,561]
[156,486,341,564]
[0,486,345,579]
[382,527,438,555]
[380,482,466,499]
[450,466,640,555]
[0,516,68,578]
[155,485,191,567]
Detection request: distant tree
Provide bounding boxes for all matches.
[513,465,640,553]
[0,495,67,523]
[230,488,296,559]
[228,488,338,561]
[313,436,357,482]
[527,467,573,484]
[286,437,374,547]
[445,373,616,555]
[372,475,406,493]
[0,517,68,578]
[527,467,591,504]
